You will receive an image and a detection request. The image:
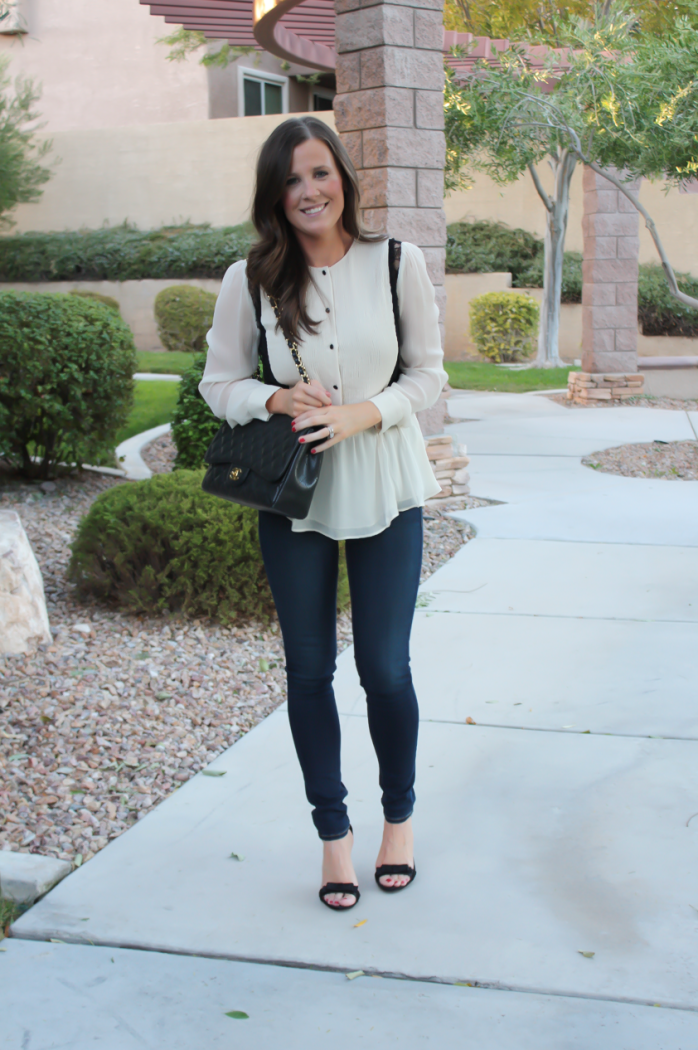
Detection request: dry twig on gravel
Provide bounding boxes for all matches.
[583,440,698,480]
[546,393,698,411]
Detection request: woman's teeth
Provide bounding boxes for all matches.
[303,203,326,215]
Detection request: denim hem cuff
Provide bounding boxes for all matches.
[383,810,413,825]
[318,825,352,842]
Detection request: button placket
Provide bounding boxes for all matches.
[324,270,341,403]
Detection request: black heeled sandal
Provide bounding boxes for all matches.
[319,826,360,911]
[374,863,417,893]
[318,882,361,910]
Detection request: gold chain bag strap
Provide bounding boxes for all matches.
[201,293,325,519]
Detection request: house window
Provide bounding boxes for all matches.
[313,90,335,112]
[238,67,288,118]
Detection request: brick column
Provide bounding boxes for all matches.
[569,166,644,403]
[333,0,447,349]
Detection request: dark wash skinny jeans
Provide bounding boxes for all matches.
[258,507,423,841]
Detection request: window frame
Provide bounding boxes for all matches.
[311,87,336,112]
[237,66,289,118]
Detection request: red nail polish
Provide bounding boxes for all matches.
[292,425,296,431]
[299,438,305,443]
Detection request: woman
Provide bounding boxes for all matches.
[200,116,446,910]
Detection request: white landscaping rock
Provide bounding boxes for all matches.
[0,511,52,655]
[0,851,72,904]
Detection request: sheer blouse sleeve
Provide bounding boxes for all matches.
[198,260,281,427]
[368,241,448,432]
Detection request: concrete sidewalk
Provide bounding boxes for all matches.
[5,392,698,1047]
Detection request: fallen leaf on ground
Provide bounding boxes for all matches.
[202,770,226,777]
[225,1011,249,1019]
[346,970,365,980]
[353,919,367,928]
[229,852,245,861]
[578,951,595,958]
[465,717,476,725]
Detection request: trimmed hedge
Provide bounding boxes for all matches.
[0,222,254,282]
[638,264,698,337]
[69,289,120,313]
[171,353,221,469]
[0,291,136,478]
[447,221,698,333]
[446,220,541,283]
[154,284,217,353]
[68,471,276,623]
[68,470,350,622]
[469,291,539,362]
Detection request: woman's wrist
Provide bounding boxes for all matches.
[265,388,289,415]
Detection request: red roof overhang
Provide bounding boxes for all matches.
[143,1,571,79]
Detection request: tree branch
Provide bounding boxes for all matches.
[528,162,554,212]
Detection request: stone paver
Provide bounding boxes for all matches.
[7,391,698,1042]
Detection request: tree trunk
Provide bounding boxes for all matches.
[529,149,577,367]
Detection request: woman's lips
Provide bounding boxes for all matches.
[301,202,328,216]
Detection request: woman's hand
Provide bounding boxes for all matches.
[266,379,331,418]
[292,400,382,453]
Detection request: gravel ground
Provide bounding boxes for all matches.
[583,440,698,480]
[141,432,176,474]
[547,393,698,411]
[0,470,479,866]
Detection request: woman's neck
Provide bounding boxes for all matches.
[296,224,354,269]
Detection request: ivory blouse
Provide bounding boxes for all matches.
[199,238,447,540]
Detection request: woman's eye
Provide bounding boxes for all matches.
[286,176,299,186]
[315,170,329,178]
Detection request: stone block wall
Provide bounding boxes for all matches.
[333,0,447,343]
[581,166,641,375]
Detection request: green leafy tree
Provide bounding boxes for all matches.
[444,0,698,40]
[158,27,255,69]
[0,54,52,229]
[445,9,698,365]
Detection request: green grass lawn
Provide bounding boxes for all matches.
[445,361,578,392]
[115,380,181,445]
[136,350,196,375]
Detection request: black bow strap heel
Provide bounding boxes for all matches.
[319,825,359,910]
[318,882,361,910]
[374,863,417,893]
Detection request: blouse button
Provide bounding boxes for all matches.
[330,344,334,349]
[325,308,330,313]
[333,385,338,390]
[322,270,327,275]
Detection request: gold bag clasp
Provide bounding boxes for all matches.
[229,467,242,481]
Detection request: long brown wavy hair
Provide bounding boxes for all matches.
[246,116,382,343]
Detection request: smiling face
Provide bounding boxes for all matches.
[281,137,346,242]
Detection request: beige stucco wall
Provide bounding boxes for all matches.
[0,278,224,351]
[0,0,208,133]
[7,111,335,233]
[445,167,698,275]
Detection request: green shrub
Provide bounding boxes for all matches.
[446,220,541,283]
[0,291,136,478]
[515,250,583,302]
[469,291,539,362]
[68,289,121,313]
[171,353,221,469]
[155,284,216,353]
[638,263,698,336]
[0,222,255,282]
[68,470,349,623]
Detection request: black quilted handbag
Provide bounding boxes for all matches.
[202,293,324,518]
[202,240,402,519]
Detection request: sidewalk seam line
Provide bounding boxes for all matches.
[9,933,697,1014]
